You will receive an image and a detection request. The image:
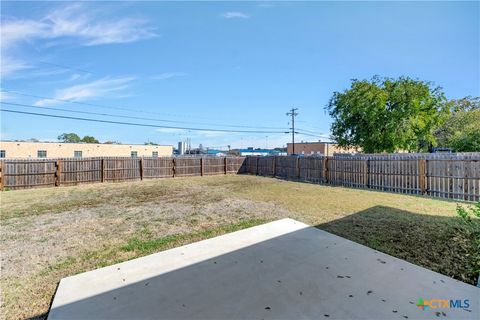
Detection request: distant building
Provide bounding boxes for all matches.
[206,149,227,157]
[238,149,281,156]
[0,141,173,158]
[287,141,356,156]
[178,141,187,155]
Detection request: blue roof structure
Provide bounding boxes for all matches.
[238,149,280,154]
[206,149,224,155]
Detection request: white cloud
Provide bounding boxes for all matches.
[151,72,187,80]
[34,77,135,106]
[43,5,157,46]
[0,19,48,50]
[68,73,90,82]
[0,56,31,77]
[3,4,158,47]
[15,67,71,80]
[221,12,250,19]
[1,3,157,78]
[0,91,16,102]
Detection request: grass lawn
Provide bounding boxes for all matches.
[1,175,478,319]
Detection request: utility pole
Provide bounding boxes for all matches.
[286,108,299,155]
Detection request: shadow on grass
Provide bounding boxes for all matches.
[27,312,49,320]
[316,205,479,286]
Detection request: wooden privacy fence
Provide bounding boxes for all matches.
[2,154,479,201]
[244,154,480,201]
[0,156,246,190]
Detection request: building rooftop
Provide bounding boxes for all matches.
[0,140,173,147]
[287,141,335,145]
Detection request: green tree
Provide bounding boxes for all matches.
[82,136,99,143]
[58,133,81,143]
[449,96,480,112]
[435,97,480,152]
[326,76,449,153]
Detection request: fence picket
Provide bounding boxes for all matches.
[1,154,479,201]
[243,154,479,201]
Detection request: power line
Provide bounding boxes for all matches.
[1,101,289,131]
[0,89,288,130]
[296,131,323,138]
[1,101,163,123]
[1,95,327,139]
[0,108,288,134]
[296,128,321,135]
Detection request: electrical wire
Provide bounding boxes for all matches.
[2,101,289,130]
[0,108,289,134]
[295,131,325,138]
[296,128,321,134]
[1,89,287,129]
[1,92,327,138]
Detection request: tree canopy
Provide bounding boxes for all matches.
[326,76,449,153]
[57,133,99,144]
[81,136,99,144]
[435,97,480,152]
[57,133,81,143]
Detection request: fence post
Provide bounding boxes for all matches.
[140,157,144,180]
[296,156,300,180]
[200,157,204,176]
[55,160,62,187]
[272,156,276,177]
[464,161,469,201]
[172,158,176,177]
[101,159,106,182]
[448,160,453,199]
[224,157,227,175]
[364,159,370,188]
[323,157,329,184]
[0,161,4,190]
[256,156,259,175]
[418,159,426,195]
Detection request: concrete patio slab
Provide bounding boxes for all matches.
[48,218,479,320]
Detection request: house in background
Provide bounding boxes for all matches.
[0,141,173,158]
[287,141,357,156]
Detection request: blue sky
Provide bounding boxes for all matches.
[1,1,479,149]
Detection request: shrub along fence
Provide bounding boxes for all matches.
[245,154,480,202]
[0,156,246,190]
